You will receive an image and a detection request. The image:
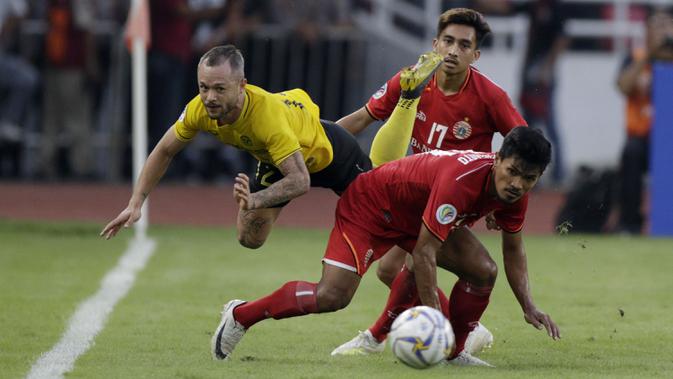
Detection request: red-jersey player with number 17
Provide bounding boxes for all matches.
[366,37,524,155]
[335,7,527,355]
[212,127,560,366]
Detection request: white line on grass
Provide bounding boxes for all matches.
[27,236,157,379]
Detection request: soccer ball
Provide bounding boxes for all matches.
[388,306,455,369]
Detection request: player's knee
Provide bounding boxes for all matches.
[376,264,397,288]
[475,258,498,286]
[237,232,266,249]
[316,286,352,312]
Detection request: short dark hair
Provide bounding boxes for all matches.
[437,8,491,47]
[499,127,552,173]
[199,45,245,73]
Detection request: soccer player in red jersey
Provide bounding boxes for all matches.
[212,127,560,365]
[335,8,526,354]
[339,8,526,289]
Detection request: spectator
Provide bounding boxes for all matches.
[615,7,673,235]
[193,0,267,50]
[516,0,569,185]
[0,0,38,151]
[40,0,99,180]
[147,0,225,178]
[269,0,354,43]
[442,0,509,15]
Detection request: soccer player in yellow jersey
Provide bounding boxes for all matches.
[101,45,373,246]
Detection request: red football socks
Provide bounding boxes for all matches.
[369,266,417,341]
[448,279,492,356]
[233,281,318,329]
[369,266,451,342]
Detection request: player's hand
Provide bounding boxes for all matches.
[524,308,561,340]
[100,205,141,240]
[485,211,500,231]
[233,173,254,210]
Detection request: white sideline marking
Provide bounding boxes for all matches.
[27,236,156,379]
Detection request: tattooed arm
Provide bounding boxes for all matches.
[231,151,308,248]
[100,127,188,239]
[234,151,310,210]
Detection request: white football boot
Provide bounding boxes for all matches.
[330,330,385,356]
[211,299,247,360]
[446,351,495,367]
[464,322,494,355]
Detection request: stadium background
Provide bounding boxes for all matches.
[2,0,670,233]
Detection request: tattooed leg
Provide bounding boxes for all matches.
[236,207,282,249]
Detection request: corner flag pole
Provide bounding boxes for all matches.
[124,0,151,239]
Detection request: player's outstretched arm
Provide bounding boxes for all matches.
[100,127,188,239]
[501,230,561,340]
[240,151,310,210]
[410,224,443,310]
[336,107,376,135]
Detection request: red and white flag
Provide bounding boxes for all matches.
[123,0,151,51]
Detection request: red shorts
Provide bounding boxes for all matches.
[322,216,417,276]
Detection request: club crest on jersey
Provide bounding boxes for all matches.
[372,83,387,100]
[435,204,457,225]
[416,110,426,122]
[452,120,472,140]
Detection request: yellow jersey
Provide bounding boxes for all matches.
[173,84,333,173]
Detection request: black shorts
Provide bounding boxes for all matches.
[250,119,372,207]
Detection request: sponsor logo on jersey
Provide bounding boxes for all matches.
[416,110,427,122]
[452,120,472,140]
[372,83,387,100]
[435,204,457,225]
[364,249,374,268]
[410,137,438,153]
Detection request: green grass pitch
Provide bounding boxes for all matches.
[1,220,672,378]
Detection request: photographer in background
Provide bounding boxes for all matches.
[616,7,673,235]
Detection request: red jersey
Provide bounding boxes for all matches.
[366,66,526,154]
[336,150,527,245]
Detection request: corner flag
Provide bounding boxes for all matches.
[124,0,151,51]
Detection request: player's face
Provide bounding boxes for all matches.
[433,24,480,75]
[197,62,246,123]
[492,154,542,204]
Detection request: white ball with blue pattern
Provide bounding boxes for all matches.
[389,305,455,369]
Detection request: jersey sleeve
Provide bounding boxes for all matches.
[494,194,528,233]
[173,97,201,142]
[366,70,403,121]
[421,172,467,241]
[255,100,302,166]
[490,91,528,136]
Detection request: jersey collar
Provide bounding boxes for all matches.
[221,89,250,127]
[432,66,472,97]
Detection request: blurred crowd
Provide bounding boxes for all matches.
[0,0,368,182]
[1,1,672,236]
